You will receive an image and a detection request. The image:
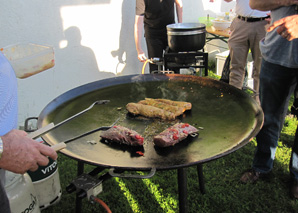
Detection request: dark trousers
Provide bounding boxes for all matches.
[252,59,298,179]
[145,36,168,73]
[0,181,11,213]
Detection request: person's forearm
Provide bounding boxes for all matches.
[134,15,144,54]
[250,0,298,11]
[175,0,183,23]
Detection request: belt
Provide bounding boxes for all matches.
[237,15,270,22]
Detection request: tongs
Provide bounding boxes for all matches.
[52,117,120,151]
[27,100,114,151]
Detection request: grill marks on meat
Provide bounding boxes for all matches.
[153,123,198,147]
[126,98,192,120]
[100,125,144,146]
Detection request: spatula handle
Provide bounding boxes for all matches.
[51,142,67,151]
[27,123,55,139]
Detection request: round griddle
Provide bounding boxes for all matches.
[38,74,263,171]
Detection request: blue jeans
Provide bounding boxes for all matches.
[252,59,298,179]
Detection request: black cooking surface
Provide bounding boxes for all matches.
[39,74,263,170]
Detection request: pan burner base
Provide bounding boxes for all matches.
[69,163,205,213]
[67,173,103,200]
[163,47,208,76]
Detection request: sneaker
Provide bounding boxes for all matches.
[240,169,269,184]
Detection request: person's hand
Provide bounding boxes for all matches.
[264,12,272,31]
[267,14,298,41]
[137,52,147,62]
[0,129,58,174]
[265,12,271,24]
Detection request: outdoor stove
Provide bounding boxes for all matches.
[163,47,208,76]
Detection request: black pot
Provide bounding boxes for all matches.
[167,23,206,52]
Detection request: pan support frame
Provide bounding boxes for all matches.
[163,47,209,77]
[70,161,205,213]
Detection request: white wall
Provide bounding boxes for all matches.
[0,0,235,127]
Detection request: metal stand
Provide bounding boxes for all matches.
[177,165,205,213]
[178,168,188,213]
[163,47,209,77]
[75,161,84,213]
[197,164,206,194]
[72,162,206,213]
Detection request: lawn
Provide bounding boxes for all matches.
[42,70,298,213]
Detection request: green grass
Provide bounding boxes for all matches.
[43,70,298,213]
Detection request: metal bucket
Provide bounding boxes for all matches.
[5,171,40,213]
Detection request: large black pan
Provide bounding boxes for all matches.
[38,74,263,171]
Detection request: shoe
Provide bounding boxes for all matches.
[240,169,268,184]
[290,180,298,199]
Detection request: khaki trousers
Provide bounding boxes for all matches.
[228,17,267,96]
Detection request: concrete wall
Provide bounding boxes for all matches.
[0,0,235,127]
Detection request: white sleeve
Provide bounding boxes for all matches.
[0,52,18,136]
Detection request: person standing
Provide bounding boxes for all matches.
[223,0,269,102]
[240,0,298,199]
[134,0,183,73]
[0,51,58,212]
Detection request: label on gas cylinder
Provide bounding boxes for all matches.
[27,158,58,182]
[21,193,38,213]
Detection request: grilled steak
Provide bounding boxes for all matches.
[126,103,176,120]
[100,125,144,146]
[153,123,198,147]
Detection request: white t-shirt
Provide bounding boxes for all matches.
[235,0,269,17]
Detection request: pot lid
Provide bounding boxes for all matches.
[167,23,206,31]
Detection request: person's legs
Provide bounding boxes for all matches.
[145,37,165,73]
[253,60,296,173]
[249,20,267,102]
[289,119,298,198]
[228,19,250,89]
[291,85,298,116]
[290,125,298,178]
[240,60,296,183]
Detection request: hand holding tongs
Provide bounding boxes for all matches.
[26,100,116,151]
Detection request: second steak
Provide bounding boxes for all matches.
[153,123,198,147]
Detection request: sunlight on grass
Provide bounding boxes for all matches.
[276,144,292,167]
[114,177,141,212]
[113,173,177,213]
[141,176,178,212]
[275,115,298,170]
[283,116,298,136]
